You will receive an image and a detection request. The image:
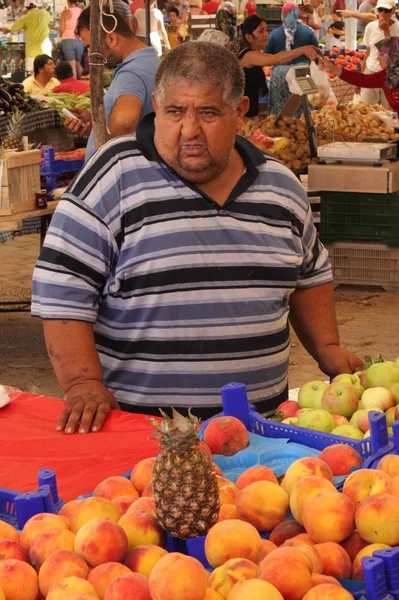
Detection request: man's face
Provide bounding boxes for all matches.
[169,11,178,22]
[153,80,249,184]
[43,59,55,79]
[378,7,394,23]
[79,28,90,49]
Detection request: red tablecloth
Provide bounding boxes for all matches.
[0,390,160,502]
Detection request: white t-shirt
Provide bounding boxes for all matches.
[364,18,399,72]
[134,7,164,55]
[310,8,322,40]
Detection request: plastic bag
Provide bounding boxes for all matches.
[308,61,337,108]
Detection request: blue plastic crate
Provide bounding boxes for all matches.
[40,146,84,191]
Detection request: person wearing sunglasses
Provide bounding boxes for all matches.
[360,0,399,107]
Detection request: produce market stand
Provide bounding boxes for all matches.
[0,200,58,247]
[0,108,65,141]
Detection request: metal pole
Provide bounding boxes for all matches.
[145,0,151,46]
[90,0,108,150]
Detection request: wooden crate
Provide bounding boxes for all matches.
[0,150,41,215]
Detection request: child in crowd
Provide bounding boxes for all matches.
[166,6,181,48]
[325,9,345,50]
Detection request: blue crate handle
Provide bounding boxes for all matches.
[393,421,399,454]
[362,556,395,600]
[373,548,399,596]
[38,468,59,504]
[369,412,390,455]
[221,382,250,428]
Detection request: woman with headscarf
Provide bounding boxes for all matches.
[215,1,238,45]
[265,2,319,115]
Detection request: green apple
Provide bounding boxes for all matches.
[331,424,364,440]
[297,409,335,433]
[395,356,399,369]
[321,382,359,419]
[365,361,399,389]
[296,408,313,417]
[350,407,383,433]
[298,380,329,409]
[282,417,299,425]
[333,373,365,399]
[361,387,395,411]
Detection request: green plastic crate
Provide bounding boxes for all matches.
[320,191,399,247]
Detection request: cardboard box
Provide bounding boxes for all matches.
[308,161,399,194]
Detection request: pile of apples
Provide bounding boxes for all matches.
[273,355,399,441]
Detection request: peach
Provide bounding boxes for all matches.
[313,542,351,579]
[255,540,277,563]
[104,572,151,600]
[46,576,98,600]
[58,500,82,521]
[310,574,342,587]
[318,444,363,476]
[291,533,317,545]
[61,596,96,600]
[352,543,391,580]
[282,541,323,573]
[118,510,165,551]
[355,493,399,545]
[235,481,289,532]
[236,465,278,490]
[203,416,249,456]
[0,587,4,600]
[126,497,156,516]
[342,469,391,505]
[303,492,356,543]
[94,476,138,501]
[340,530,369,562]
[303,584,354,599]
[208,558,258,598]
[0,540,29,563]
[219,485,237,505]
[205,520,262,567]
[0,519,19,542]
[130,457,156,495]
[69,497,120,534]
[141,482,154,498]
[216,476,238,491]
[281,458,333,495]
[226,579,284,600]
[259,547,313,600]
[0,559,38,600]
[387,475,399,497]
[74,518,128,567]
[218,504,240,522]
[112,494,139,515]
[269,520,305,546]
[148,553,208,600]
[87,563,131,600]
[290,476,338,525]
[377,454,399,477]
[124,544,168,578]
[30,528,76,569]
[38,550,89,597]
[20,513,70,551]
[203,590,224,600]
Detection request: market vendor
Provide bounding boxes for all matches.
[52,62,90,95]
[65,6,160,160]
[22,54,59,96]
[32,42,363,434]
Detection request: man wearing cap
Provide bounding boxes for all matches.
[361,0,399,107]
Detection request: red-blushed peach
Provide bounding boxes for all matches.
[282,541,323,573]
[310,574,342,587]
[126,497,156,516]
[313,542,351,579]
[205,520,262,567]
[30,528,76,570]
[355,493,399,545]
[377,454,399,477]
[58,500,82,521]
[342,469,391,506]
[203,590,224,600]
[0,586,4,600]
[38,550,89,597]
[318,444,363,476]
[74,518,128,567]
[303,584,354,599]
[269,520,305,546]
[218,504,240,522]
[303,493,356,543]
[387,475,399,497]
[148,553,208,600]
[94,476,138,501]
[141,482,154,498]
[352,543,391,580]
[87,563,131,600]
[0,519,19,542]
[213,463,223,476]
[235,481,289,532]
[203,416,249,456]
[216,476,238,491]
[0,559,38,600]
[61,596,98,600]
[226,579,284,600]
[219,485,237,505]
[208,558,258,598]
[259,547,313,600]
[20,513,70,551]
[290,476,338,525]
[291,533,317,545]
[124,544,168,578]
[103,572,151,600]
[236,465,278,490]
[46,576,98,600]
[118,510,165,551]
[281,458,334,496]
[255,540,278,564]
[130,457,156,495]
[69,498,120,534]
[112,494,140,516]
[199,441,213,461]
[340,530,369,562]
[0,540,29,563]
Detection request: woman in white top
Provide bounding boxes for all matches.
[134,0,170,55]
[60,0,84,78]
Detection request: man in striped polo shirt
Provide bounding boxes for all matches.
[31,42,363,435]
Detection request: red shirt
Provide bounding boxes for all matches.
[245,1,257,16]
[130,0,144,14]
[52,77,90,95]
[340,68,399,115]
[203,1,220,14]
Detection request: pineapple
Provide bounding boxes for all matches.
[3,109,25,152]
[150,409,220,539]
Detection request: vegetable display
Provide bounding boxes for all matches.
[0,78,43,113]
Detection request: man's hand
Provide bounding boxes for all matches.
[303,45,322,61]
[316,344,364,377]
[337,9,353,18]
[65,108,92,136]
[57,381,120,434]
[323,57,342,77]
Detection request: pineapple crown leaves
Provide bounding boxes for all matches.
[149,408,201,446]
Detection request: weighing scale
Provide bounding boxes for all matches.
[317,141,397,164]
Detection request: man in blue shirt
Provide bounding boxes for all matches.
[65,7,159,160]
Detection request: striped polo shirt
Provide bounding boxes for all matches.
[31,114,332,411]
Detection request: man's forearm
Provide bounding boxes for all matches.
[43,320,104,393]
[288,282,340,362]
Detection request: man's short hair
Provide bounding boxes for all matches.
[154,42,245,109]
[76,6,134,38]
[33,54,52,76]
[55,61,73,81]
[167,5,180,15]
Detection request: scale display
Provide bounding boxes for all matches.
[291,66,319,95]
